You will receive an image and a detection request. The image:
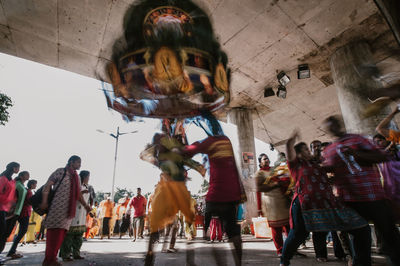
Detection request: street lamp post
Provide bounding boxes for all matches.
[97,126,138,200]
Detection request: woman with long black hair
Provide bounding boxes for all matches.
[0,162,20,261]
[40,156,91,266]
[6,177,36,259]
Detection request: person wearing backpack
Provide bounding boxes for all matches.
[6,178,36,259]
[4,171,30,242]
[40,156,91,266]
[0,162,20,263]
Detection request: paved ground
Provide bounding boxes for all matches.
[0,235,386,266]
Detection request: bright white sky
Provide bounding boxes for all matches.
[0,52,277,196]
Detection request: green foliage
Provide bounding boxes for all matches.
[94,191,108,204]
[143,191,151,199]
[241,224,252,235]
[114,187,134,202]
[191,193,200,200]
[198,178,209,195]
[0,92,12,126]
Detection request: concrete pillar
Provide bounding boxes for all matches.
[228,107,256,179]
[330,41,394,135]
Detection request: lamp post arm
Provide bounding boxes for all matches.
[119,130,138,136]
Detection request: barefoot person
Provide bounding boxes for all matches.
[142,119,203,266]
[256,154,290,256]
[183,112,244,266]
[323,115,400,265]
[280,130,369,266]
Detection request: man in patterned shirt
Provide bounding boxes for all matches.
[322,115,400,265]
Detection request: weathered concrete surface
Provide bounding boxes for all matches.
[228,108,257,179]
[330,41,394,135]
[0,0,399,147]
[0,235,387,266]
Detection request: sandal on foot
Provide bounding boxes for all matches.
[167,248,178,253]
[7,253,23,259]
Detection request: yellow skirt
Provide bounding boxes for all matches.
[150,179,194,233]
[25,224,36,242]
[26,212,42,242]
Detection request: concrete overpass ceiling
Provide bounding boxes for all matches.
[0,0,398,148]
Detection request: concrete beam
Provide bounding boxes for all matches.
[58,0,113,56]
[239,28,317,83]
[297,0,377,46]
[211,0,269,44]
[0,24,15,56]
[0,2,7,25]
[11,28,57,66]
[276,0,336,26]
[298,12,397,87]
[58,44,98,78]
[374,0,400,46]
[99,1,129,60]
[223,4,297,70]
[1,0,57,42]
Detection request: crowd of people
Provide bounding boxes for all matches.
[0,156,206,266]
[256,110,400,266]
[0,108,400,266]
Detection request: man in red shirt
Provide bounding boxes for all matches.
[128,188,147,241]
[322,115,400,265]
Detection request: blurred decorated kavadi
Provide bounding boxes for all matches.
[104,1,230,119]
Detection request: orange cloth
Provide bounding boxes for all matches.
[149,179,194,233]
[121,198,130,208]
[89,224,99,238]
[7,225,17,242]
[116,205,121,217]
[88,218,100,238]
[388,130,400,144]
[103,201,114,218]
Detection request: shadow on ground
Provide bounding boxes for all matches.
[1,236,387,266]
